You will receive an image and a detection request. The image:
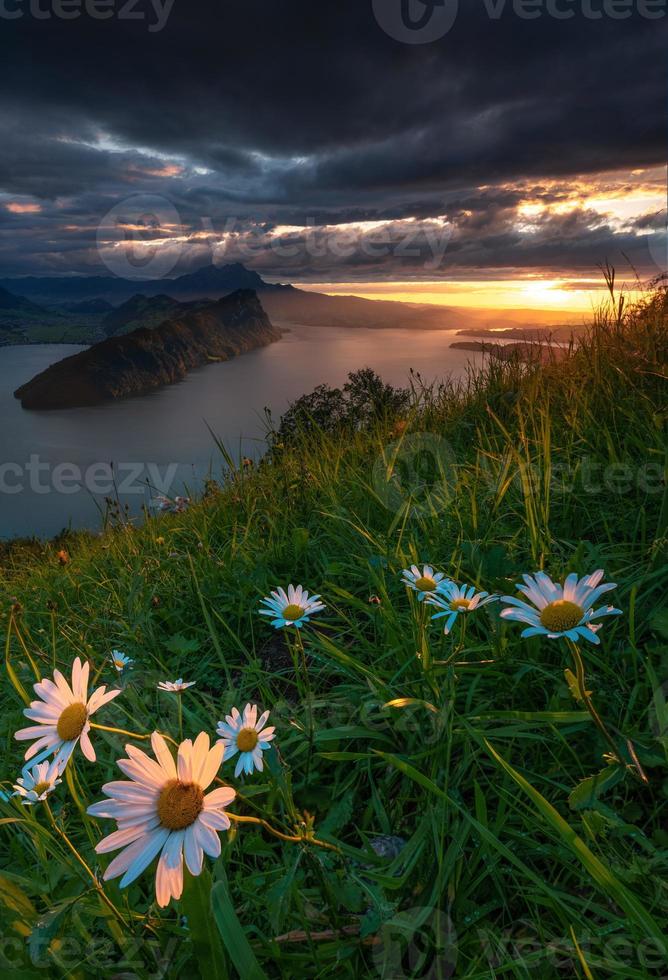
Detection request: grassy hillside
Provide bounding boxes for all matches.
[0,280,667,978]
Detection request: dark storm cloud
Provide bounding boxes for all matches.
[0,0,665,277]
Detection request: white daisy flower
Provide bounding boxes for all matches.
[427,581,499,635]
[110,651,133,672]
[216,704,276,777]
[259,585,325,629]
[88,732,234,908]
[500,570,622,644]
[15,658,121,770]
[401,564,449,600]
[13,759,62,805]
[157,679,196,693]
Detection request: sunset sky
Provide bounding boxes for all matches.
[0,2,665,312]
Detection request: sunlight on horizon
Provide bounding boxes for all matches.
[297,277,625,314]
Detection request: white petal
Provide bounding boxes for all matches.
[33,679,68,708]
[52,669,75,704]
[24,704,61,722]
[15,724,56,741]
[119,750,168,788]
[190,732,211,784]
[155,851,173,908]
[151,732,177,780]
[195,819,221,858]
[162,829,185,869]
[177,740,193,783]
[24,733,62,760]
[118,828,171,888]
[204,786,236,809]
[255,710,270,731]
[87,687,121,714]
[104,833,155,880]
[80,728,96,762]
[184,825,203,876]
[95,821,160,854]
[101,781,159,803]
[199,809,231,832]
[198,742,224,790]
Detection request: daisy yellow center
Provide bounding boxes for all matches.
[33,781,51,795]
[114,659,126,669]
[540,600,584,633]
[416,576,437,592]
[283,604,305,622]
[157,780,204,831]
[450,598,471,611]
[236,728,259,753]
[57,703,88,742]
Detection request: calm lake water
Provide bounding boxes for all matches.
[0,324,488,539]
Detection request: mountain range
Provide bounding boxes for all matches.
[0,261,578,347]
[0,263,269,305]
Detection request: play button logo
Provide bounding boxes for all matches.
[372,0,459,43]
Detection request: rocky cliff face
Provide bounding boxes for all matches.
[15,290,281,410]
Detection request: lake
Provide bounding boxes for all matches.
[0,324,489,539]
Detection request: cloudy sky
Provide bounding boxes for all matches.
[0,0,665,309]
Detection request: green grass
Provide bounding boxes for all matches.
[0,310,102,345]
[1,281,667,978]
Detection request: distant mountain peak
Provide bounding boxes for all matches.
[172,263,266,290]
[0,285,44,312]
[0,260,269,305]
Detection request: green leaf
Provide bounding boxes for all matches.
[164,634,201,655]
[649,607,668,639]
[581,810,610,841]
[290,527,310,556]
[483,739,667,955]
[182,869,228,980]
[0,873,36,924]
[320,792,354,835]
[568,767,625,811]
[28,897,80,967]
[211,873,267,980]
[564,667,592,703]
[474,709,589,723]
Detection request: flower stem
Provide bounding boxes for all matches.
[567,640,621,764]
[90,722,179,748]
[44,801,129,928]
[227,812,341,854]
[287,629,315,782]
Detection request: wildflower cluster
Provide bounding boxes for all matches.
[5,566,622,911]
[401,564,622,644]
[10,653,275,908]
